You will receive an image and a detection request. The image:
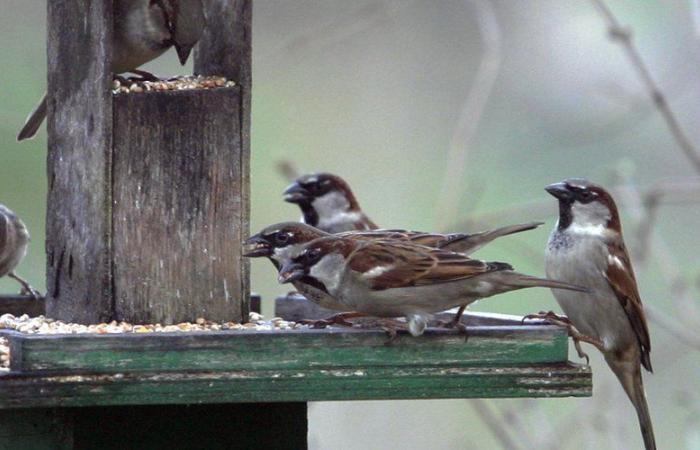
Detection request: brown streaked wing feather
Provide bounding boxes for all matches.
[348,240,496,290]
[604,241,653,372]
[338,229,468,249]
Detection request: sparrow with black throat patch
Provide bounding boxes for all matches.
[18,0,206,141]
[245,220,543,328]
[277,235,588,339]
[283,173,378,233]
[542,178,655,450]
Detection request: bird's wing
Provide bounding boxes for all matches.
[603,241,653,372]
[347,240,510,290]
[339,229,469,249]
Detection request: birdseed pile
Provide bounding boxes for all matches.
[0,312,299,372]
[112,75,236,94]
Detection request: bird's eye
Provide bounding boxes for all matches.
[276,234,289,245]
[307,248,321,260]
[578,190,595,202]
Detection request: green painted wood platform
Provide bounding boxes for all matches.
[0,311,591,410]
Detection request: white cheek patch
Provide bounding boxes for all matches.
[312,191,351,219]
[362,265,394,279]
[272,244,303,264]
[309,253,345,293]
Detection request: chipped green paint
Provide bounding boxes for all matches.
[0,325,591,408]
[7,326,567,374]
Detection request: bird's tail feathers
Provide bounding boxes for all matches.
[443,222,543,254]
[606,355,656,450]
[505,273,589,293]
[17,94,47,142]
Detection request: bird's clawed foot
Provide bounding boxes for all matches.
[298,311,364,329]
[380,319,407,346]
[9,272,42,300]
[522,310,604,365]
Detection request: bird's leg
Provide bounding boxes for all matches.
[436,305,466,327]
[522,311,604,365]
[298,311,364,329]
[8,272,41,300]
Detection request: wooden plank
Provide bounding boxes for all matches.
[275,294,536,326]
[0,296,45,317]
[0,364,590,409]
[195,0,252,320]
[45,0,114,323]
[6,326,568,374]
[112,87,244,324]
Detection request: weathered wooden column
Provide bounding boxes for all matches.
[45,0,249,325]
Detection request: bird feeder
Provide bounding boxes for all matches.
[0,1,591,448]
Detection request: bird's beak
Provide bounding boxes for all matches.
[175,44,194,66]
[545,182,573,202]
[243,234,272,257]
[277,262,305,284]
[283,182,310,204]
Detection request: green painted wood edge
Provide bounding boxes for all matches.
[0,363,591,409]
[4,326,569,374]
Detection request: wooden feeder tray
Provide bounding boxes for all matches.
[0,300,591,410]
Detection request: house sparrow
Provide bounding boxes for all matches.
[282,173,378,233]
[0,204,40,298]
[544,179,655,450]
[245,220,543,326]
[276,235,587,338]
[17,0,206,141]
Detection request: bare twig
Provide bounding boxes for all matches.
[276,160,301,183]
[468,399,523,450]
[446,178,700,232]
[590,0,700,176]
[434,0,502,230]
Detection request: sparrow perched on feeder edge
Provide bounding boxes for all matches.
[17,0,206,141]
[0,204,40,298]
[245,220,543,327]
[542,178,655,450]
[276,235,587,339]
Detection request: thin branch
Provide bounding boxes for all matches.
[447,178,700,232]
[434,0,502,230]
[276,159,301,183]
[468,400,523,450]
[590,0,700,176]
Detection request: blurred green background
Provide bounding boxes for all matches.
[2,0,699,448]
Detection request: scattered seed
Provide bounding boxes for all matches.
[113,75,236,95]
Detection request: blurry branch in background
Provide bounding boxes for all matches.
[277,159,301,183]
[469,400,523,450]
[257,1,411,66]
[434,0,502,230]
[590,0,700,176]
[448,178,700,232]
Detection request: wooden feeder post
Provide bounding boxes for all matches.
[45,0,250,325]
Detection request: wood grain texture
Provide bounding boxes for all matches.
[45,0,114,323]
[275,294,537,326]
[0,296,45,317]
[112,88,244,324]
[0,363,590,409]
[195,0,252,317]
